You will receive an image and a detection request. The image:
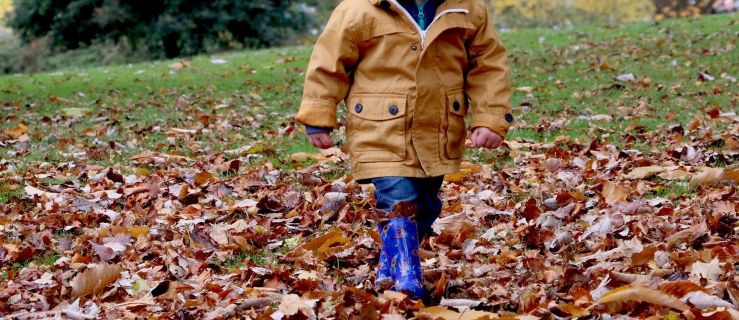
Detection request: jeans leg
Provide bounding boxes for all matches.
[412,176,444,240]
[372,177,420,215]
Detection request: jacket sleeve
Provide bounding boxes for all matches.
[294,4,359,128]
[465,8,513,138]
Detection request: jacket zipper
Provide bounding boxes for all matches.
[387,0,469,49]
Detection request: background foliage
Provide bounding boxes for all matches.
[490,0,656,29]
[0,0,11,30]
[0,0,733,75]
[8,0,313,59]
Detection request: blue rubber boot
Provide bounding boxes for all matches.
[375,234,393,289]
[380,217,424,299]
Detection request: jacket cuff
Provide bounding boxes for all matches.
[470,112,513,138]
[295,100,338,128]
[305,125,333,134]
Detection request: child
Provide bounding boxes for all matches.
[295,0,512,299]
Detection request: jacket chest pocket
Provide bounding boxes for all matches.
[346,94,407,163]
[444,89,468,159]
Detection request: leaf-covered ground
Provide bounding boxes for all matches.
[1,14,738,320]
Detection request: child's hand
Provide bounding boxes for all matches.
[308,132,333,149]
[471,127,502,149]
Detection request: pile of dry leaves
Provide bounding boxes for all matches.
[1,106,737,319]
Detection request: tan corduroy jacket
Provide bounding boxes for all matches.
[295,0,513,181]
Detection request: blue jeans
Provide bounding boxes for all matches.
[370,176,444,240]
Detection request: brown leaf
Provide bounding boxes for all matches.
[630,245,656,267]
[622,166,671,180]
[690,167,725,186]
[597,285,691,314]
[659,280,709,298]
[278,294,316,319]
[602,181,628,204]
[190,225,219,251]
[665,221,708,247]
[521,198,541,220]
[70,263,123,298]
[416,306,499,320]
[168,60,190,70]
[91,243,117,262]
[106,169,124,183]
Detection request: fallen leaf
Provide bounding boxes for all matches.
[275,294,316,320]
[602,181,628,204]
[169,60,190,70]
[689,258,721,281]
[290,152,326,162]
[70,263,123,298]
[690,167,725,186]
[61,108,92,117]
[682,291,734,310]
[622,166,671,180]
[597,285,691,314]
[194,171,215,187]
[4,123,28,138]
[416,306,499,320]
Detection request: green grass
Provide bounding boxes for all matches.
[224,250,271,269]
[646,179,696,199]
[0,14,737,176]
[0,182,22,203]
[0,251,61,279]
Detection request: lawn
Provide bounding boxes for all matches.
[0,14,737,319]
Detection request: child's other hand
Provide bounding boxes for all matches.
[308,132,333,149]
[471,127,502,149]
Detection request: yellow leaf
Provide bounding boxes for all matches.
[60,108,92,117]
[445,169,472,183]
[126,226,150,238]
[194,171,215,187]
[597,285,691,313]
[4,123,28,138]
[70,263,123,298]
[295,230,351,260]
[290,152,326,162]
[135,168,151,177]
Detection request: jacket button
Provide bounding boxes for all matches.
[453,101,461,111]
[505,113,514,123]
[411,44,418,51]
[389,105,399,115]
[355,104,363,113]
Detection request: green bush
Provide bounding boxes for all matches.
[9,0,313,59]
